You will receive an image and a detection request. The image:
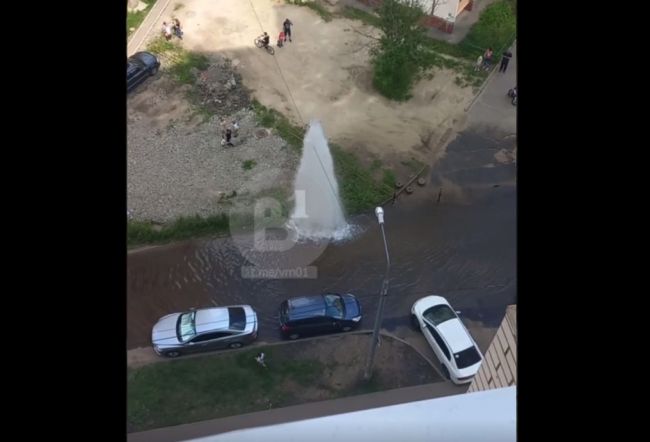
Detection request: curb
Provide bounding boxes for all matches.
[128,0,174,56]
[128,329,442,375]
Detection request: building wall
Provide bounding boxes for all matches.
[468,305,517,392]
[188,387,517,442]
[355,0,474,33]
[420,0,460,21]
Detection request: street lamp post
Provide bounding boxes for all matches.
[363,206,391,381]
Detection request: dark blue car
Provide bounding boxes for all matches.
[279,293,362,340]
[127,51,160,93]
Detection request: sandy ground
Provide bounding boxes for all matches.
[155,0,474,164]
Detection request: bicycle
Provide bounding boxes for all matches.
[254,35,275,55]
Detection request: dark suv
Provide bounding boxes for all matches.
[127,51,160,93]
[279,293,362,340]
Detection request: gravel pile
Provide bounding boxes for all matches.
[127,56,300,223]
[195,58,251,117]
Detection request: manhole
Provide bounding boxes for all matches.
[395,181,403,188]
[417,177,426,186]
[405,186,414,194]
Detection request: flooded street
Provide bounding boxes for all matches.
[128,129,517,356]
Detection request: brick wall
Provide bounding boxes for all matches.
[468,305,517,392]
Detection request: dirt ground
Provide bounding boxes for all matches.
[282,333,440,397]
[149,0,474,164]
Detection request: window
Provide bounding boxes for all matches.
[454,346,482,369]
[427,324,451,360]
[324,294,345,319]
[422,305,457,326]
[228,307,246,331]
[177,312,197,343]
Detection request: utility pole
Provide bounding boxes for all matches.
[363,207,391,381]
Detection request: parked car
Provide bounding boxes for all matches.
[127,51,160,93]
[152,305,258,357]
[279,293,362,340]
[411,296,483,384]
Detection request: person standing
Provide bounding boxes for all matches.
[283,18,293,42]
[225,128,233,147]
[162,22,172,41]
[499,50,512,73]
[173,18,183,39]
[482,47,493,69]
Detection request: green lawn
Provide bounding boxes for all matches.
[127,0,157,37]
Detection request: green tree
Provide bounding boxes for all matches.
[372,0,428,101]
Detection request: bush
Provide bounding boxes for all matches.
[460,1,516,58]
[372,49,416,101]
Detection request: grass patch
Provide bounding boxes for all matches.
[128,348,324,432]
[127,214,229,246]
[127,0,156,37]
[147,36,210,85]
[340,5,381,27]
[460,1,516,59]
[228,186,294,234]
[146,36,212,118]
[286,0,334,22]
[242,159,257,170]
[331,144,396,214]
[251,100,305,152]
[170,51,210,84]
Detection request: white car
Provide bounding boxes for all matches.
[411,296,483,384]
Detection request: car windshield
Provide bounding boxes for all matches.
[324,294,345,319]
[177,311,197,343]
[228,307,246,331]
[422,304,457,326]
[454,346,482,369]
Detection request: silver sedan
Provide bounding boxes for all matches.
[152,305,258,357]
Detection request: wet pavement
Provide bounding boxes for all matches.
[127,128,517,366]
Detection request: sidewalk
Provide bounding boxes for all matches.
[127,381,467,442]
[466,41,517,135]
[128,0,174,56]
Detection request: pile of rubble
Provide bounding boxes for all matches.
[194,57,251,117]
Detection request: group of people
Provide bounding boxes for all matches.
[221,119,240,147]
[475,48,513,73]
[277,18,293,47]
[162,18,182,41]
[259,18,293,49]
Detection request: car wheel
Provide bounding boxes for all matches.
[165,351,180,358]
[411,314,420,331]
[288,333,300,340]
[441,365,450,380]
[150,66,159,76]
[229,342,243,349]
[342,326,352,332]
